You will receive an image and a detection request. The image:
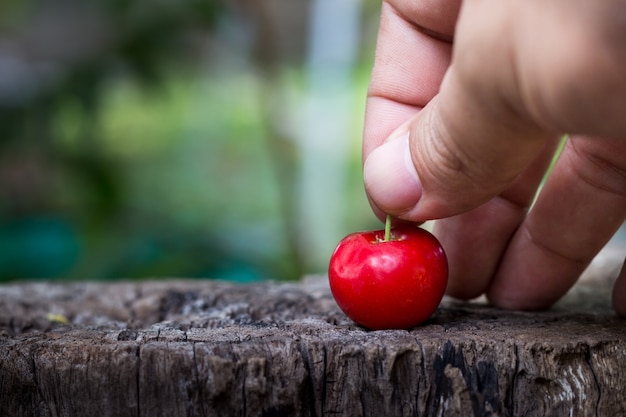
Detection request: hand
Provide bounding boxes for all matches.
[362,0,626,314]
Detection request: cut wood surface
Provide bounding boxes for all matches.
[0,246,624,417]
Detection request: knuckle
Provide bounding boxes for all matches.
[415,116,505,198]
[569,137,626,199]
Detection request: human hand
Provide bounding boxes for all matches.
[362,0,626,314]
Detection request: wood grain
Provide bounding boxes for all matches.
[0,248,624,416]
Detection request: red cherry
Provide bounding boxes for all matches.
[328,225,448,330]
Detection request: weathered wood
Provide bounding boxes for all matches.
[0,247,624,417]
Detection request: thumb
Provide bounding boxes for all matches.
[363,71,554,222]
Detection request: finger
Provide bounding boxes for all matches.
[363,0,458,158]
[364,0,554,222]
[435,138,560,300]
[613,258,626,317]
[364,69,553,222]
[487,135,626,310]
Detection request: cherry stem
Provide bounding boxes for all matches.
[384,214,392,242]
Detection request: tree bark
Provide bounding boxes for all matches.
[0,247,624,417]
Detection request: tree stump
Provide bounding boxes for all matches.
[1,247,624,417]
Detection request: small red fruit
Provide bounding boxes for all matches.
[328,223,448,330]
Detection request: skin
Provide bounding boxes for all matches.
[362,0,626,314]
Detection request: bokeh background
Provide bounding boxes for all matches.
[0,0,385,282]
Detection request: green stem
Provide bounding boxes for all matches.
[384,214,392,242]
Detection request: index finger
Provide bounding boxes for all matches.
[363,0,460,159]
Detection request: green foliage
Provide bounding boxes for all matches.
[0,0,376,282]
[0,0,229,280]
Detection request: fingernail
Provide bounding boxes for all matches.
[363,133,422,215]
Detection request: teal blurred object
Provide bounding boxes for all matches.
[94,231,268,282]
[208,260,262,283]
[0,217,79,280]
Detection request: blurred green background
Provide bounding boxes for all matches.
[0,0,384,282]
